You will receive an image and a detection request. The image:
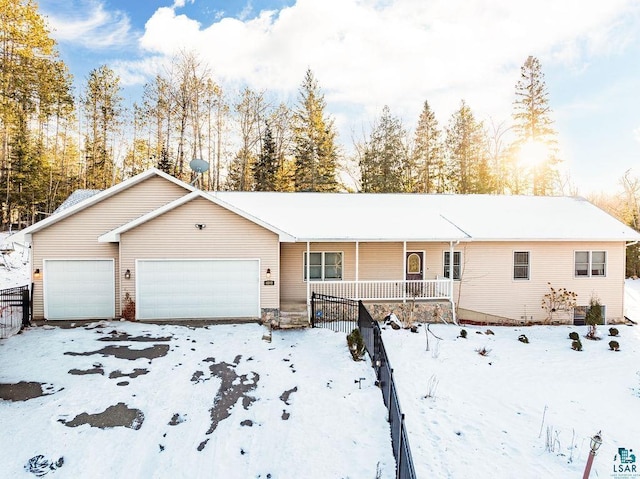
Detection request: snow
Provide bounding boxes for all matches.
[2,235,639,478]
[214,191,640,242]
[0,323,395,478]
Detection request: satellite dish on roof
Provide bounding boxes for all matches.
[189,158,209,174]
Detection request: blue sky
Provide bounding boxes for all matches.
[37,0,640,195]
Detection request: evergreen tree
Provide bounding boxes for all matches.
[157,147,173,174]
[445,100,494,194]
[360,105,408,192]
[81,65,123,189]
[253,123,278,191]
[292,69,339,192]
[512,56,559,195]
[412,100,444,193]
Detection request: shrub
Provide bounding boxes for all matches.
[609,327,619,337]
[568,331,579,341]
[475,346,491,356]
[122,292,135,321]
[541,283,577,321]
[585,295,603,340]
[609,340,620,351]
[485,329,495,335]
[518,334,529,344]
[571,339,582,351]
[346,329,365,361]
[459,329,467,339]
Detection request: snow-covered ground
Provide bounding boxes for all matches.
[1,233,639,478]
[383,282,640,478]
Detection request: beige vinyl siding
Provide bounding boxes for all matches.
[30,176,189,319]
[280,243,356,303]
[120,197,279,312]
[452,241,627,323]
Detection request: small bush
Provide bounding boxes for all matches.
[485,329,495,335]
[571,339,582,351]
[568,331,579,341]
[518,334,529,344]
[609,340,620,351]
[459,329,467,339]
[475,346,491,356]
[346,329,365,361]
[122,292,136,321]
[609,327,619,337]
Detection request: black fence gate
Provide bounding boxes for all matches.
[310,293,358,333]
[0,285,31,339]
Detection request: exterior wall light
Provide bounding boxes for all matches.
[124,269,131,280]
[195,223,206,230]
[266,268,271,279]
[33,268,41,280]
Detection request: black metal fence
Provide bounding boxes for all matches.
[310,293,358,333]
[358,302,417,479]
[311,293,418,478]
[0,285,31,339]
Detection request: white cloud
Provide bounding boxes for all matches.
[132,0,639,131]
[42,0,135,49]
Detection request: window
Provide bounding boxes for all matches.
[575,251,606,277]
[513,251,530,280]
[304,252,343,281]
[443,251,461,280]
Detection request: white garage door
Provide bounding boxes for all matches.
[44,259,115,320]
[136,259,260,320]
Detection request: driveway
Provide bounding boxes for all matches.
[0,321,395,478]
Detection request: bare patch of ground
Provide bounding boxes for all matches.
[59,402,144,430]
[64,344,170,361]
[0,381,60,401]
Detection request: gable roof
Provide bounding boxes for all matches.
[213,192,640,242]
[8,169,194,244]
[98,189,295,243]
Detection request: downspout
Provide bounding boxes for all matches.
[450,240,459,325]
[355,241,359,300]
[306,241,311,322]
[403,241,407,303]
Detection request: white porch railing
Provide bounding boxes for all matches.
[308,279,452,301]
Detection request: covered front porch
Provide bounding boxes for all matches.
[279,240,460,324]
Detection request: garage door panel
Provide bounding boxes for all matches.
[44,259,115,320]
[137,260,259,320]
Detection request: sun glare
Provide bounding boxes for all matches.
[518,139,548,167]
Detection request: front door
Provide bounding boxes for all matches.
[406,252,424,281]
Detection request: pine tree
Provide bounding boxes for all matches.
[292,69,339,192]
[360,105,408,192]
[512,56,560,195]
[412,100,444,193]
[444,100,494,194]
[253,123,278,191]
[157,147,172,174]
[81,65,123,189]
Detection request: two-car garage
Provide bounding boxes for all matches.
[43,258,260,321]
[135,259,260,320]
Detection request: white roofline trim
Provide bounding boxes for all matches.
[293,237,471,243]
[98,190,296,243]
[16,168,196,239]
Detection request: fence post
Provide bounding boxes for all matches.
[397,414,405,479]
[311,292,316,328]
[388,369,394,422]
[21,287,30,327]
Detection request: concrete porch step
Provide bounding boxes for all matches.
[278,310,310,329]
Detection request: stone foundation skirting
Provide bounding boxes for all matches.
[364,301,453,324]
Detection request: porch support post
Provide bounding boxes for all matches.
[449,240,458,325]
[306,241,311,321]
[403,241,407,303]
[355,241,359,300]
